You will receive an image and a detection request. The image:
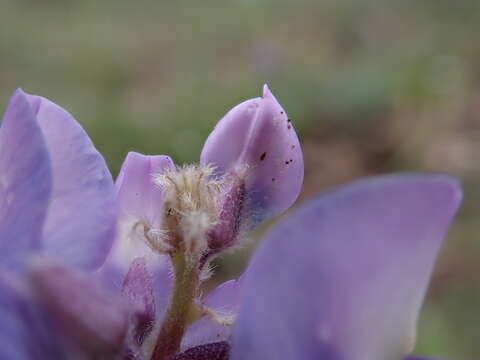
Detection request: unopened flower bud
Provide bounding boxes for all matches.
[200,85,303,225]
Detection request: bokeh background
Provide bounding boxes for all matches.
[1,0,479,358]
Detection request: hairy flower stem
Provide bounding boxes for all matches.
[151,252,199,360]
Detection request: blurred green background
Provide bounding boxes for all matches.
[1,0,479,358]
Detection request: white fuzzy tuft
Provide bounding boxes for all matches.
[153,165,222,259]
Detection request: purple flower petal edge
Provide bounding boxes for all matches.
[0,89,52,269]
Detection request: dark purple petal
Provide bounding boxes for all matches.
[206,175,247,252]
[201,85,303,222]
[122,257,156,346]
[0,90,52,269]
[31,261,128,356]
[231,175,461,360]
[24,93,116,270]
[173,341,230,360]
[182,278,243,350]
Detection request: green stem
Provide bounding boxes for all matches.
[150,253,198,360]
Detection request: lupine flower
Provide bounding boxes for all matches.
[0,86,461,360]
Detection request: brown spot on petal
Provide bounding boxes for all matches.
[260,152,267,161]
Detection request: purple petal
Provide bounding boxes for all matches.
[100,153,174,319]
[0,90,52,269]
[100,152,174,283]
[0,272,67,359]
[22,92,116,270]
[31,261,128,356]
[116,151,175,230]
[231,174,461,360]
[182,278,243,350]
[200,85,303,221]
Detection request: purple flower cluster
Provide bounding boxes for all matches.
[0,86,461,360]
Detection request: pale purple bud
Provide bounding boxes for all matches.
[201,85,303,224]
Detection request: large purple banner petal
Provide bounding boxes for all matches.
[232,175,461,360]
